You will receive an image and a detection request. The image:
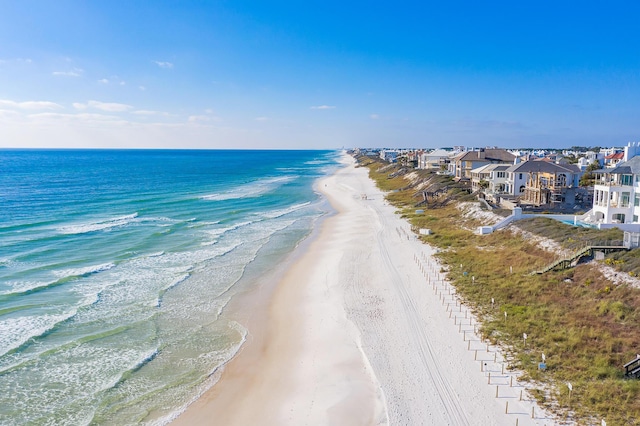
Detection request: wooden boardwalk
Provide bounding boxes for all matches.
[624,355,640,379]
[531,245,628,274]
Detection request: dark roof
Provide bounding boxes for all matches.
[455,149,515,163]
[492,164,510,171]
[505,160,580,174]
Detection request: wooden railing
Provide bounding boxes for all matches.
[531,242,627,275]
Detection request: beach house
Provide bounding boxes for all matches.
[504,161,528,197]
[450,148,516,180]
[470,164,510,195]
[591,143,640,225]
[418,148,453,171]
[603,151,624,168]
[379,149,399,163]
[508,160,581,207]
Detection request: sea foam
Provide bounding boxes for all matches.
[200,176,297,201]
[0,311,78,357]
[57,213,139,235]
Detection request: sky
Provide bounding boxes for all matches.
[1,1,640,150]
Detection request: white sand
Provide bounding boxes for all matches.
[172,155,555,425]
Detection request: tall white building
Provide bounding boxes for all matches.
[591,142,640,224]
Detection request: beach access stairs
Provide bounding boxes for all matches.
[624,355,640,379]
[415,186,449,207]
[530,243,628,275]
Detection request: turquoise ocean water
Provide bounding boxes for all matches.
[0,149,339,425]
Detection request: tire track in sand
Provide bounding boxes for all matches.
[374,204,470,426]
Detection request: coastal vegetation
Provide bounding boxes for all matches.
[579,160,602,187]
[358,155,640,425]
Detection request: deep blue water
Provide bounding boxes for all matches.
[0,149,340,425]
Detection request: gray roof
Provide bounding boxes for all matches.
[424,148,454,158]
[505,160,580,174]
[455,149,515,163]
[602,155,640,175]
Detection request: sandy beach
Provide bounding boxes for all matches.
[173,155,554,425]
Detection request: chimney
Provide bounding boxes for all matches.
[478,148,485,159]
[624,141,640,162]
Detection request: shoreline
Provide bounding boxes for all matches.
[171,154,385,425]
[172,154,554,425]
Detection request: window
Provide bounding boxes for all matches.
[557,174,567,187]
[634,215,639,223]
[635,195,640,207]
[613,213,626,223]
[519,173,523,180]
[621,175,633,186]
[497,171,505,178]
[622,192,631,208]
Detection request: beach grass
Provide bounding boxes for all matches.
[359,155,640,425]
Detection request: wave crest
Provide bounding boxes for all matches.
[1,263,116,297]
[0,311,78,357]
[57,213,139,235]
[200,176,297,201]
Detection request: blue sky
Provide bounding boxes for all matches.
[1,1,639,149]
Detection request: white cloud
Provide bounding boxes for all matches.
[187,112,222,123]
[52,67,84,77]
[0,99,63,110]
[139,85,146,91]
[73,100,133,112]
[255,117,268,122]
[310,105,336,110]
[133,110,170,116]
[188,115,211,123]
[0,109,20,118]
[154,61,173,69]
[370,114,380,120]
[29,112,121,122]
[0,58,32,64]
[187,109,222,123]
[99,76,126,85]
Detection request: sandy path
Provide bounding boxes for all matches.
[173,155,555,425]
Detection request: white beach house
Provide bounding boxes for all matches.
[418,148,453,171]
[470,163,510,194]
[591,144,640,225]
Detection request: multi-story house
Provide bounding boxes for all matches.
[603,151,624,168]
[470,164,510,194]
[418,148,453,171]
[379,149,399,163]
[504,161,528,196]
[506,160,581,206]
[592,143,640,224]
[449,148,516,180]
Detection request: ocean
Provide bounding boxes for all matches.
[0,149,340,425]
